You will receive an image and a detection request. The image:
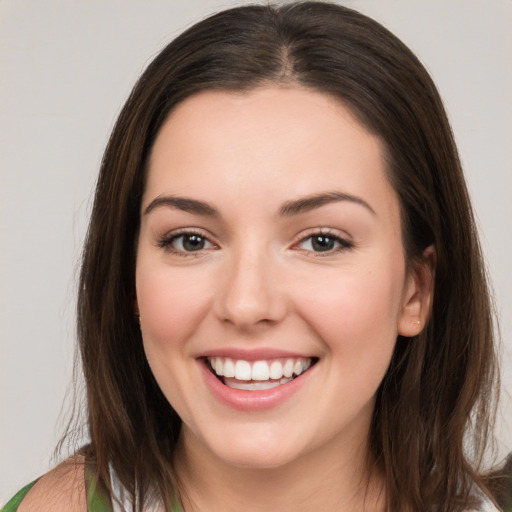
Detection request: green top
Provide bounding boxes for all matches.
[1,481,38,512]
[1,467,184,512]
[4,458,512,511]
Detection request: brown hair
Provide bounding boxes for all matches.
[74,2,499,510]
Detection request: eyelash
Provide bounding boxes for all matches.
[156,229,217,256]
[292,229,354,257]
[156,228,354,257]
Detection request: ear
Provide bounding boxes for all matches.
[397,245,436,337]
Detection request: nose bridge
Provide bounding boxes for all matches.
[216,236,284,328]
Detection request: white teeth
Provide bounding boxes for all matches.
[225,380,282,391]
[214,357,223,376]
[234,360,252,381]
[223,358,235,378]
[251,361,270,381]
[208,356,313,385]
[283,359,294,378]
[269,360,283,380]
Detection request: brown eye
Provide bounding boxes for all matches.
[179,234,206,251]
[297,232,353,254]
[158,231,216,254]
[311,235,336,252]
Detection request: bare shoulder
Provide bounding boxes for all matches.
[18,455,87,512]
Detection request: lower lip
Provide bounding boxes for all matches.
[199,360,314,412]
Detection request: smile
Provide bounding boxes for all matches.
[206,357,314,391]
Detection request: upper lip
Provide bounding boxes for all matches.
[199,347,315,361]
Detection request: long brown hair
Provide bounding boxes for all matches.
[75,2,499,510]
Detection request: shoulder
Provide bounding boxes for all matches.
[17,456,87,512]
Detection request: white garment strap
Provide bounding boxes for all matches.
[109,464,132,512]
[108,464,164,512]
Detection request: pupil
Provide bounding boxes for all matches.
[183,234,204,251]
[312,235,334,252]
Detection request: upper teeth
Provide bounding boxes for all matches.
[207,357,312,381]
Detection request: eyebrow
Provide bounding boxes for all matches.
[279,191,376,217]
[143,190,376,218]
[144,196,219,217]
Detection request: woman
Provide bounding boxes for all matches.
[3,2,502,511]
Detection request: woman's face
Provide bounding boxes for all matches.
[136,87,427,469]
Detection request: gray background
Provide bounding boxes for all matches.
[1,0,511,503]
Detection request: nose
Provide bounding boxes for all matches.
[214,244,287,331]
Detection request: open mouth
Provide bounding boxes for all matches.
[205,356,318,391]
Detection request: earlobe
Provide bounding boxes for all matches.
[397,245,436,337]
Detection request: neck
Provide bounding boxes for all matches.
[173,428,385,512]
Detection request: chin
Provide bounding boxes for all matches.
[204,429,309,470]
[217,447,297,470]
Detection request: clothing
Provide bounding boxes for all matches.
[0,470,503,512]
[0,465,183,512]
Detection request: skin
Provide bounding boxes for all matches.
[18,456,87,512]
[135,86,433,511]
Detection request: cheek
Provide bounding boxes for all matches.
[292,259,405,357]
[135,263,214,353]
[135,262,216,415]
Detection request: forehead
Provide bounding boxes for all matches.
[145,86,398,221]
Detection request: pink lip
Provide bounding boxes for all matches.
[199,347,312,361]
[198,358,315,412]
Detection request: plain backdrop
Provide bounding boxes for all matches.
[1,0,511,504]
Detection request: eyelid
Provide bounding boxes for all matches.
[155,227,219,255]
[290,227,354,255]
[154,226,353,257]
